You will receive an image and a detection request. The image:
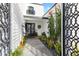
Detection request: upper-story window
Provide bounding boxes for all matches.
[26,6,35,15]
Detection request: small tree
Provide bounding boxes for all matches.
[56,9,61,38]
[48,8,61,56]
[48,8,61,43]
[48,14,55,40]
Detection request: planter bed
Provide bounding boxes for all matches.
[39,37,57,56]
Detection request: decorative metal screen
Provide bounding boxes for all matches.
[0,3,10,56]
[63,3,79,56]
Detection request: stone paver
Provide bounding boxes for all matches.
[22,38,53,56]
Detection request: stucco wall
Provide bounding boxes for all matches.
[26,19,49,36]
[18,3,44,17]
[26,20,43,36]
[10,3,48,52]
[42,19,49,37]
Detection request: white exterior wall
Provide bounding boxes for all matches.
[11,4,23,52]
[42,19,49,37]
[21,3,48,36]
[26,20,44,36]
[18,3,44,17]
[10,3,49,52]
[25,19,49,36]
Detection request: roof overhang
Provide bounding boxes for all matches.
[42,17,49,19]
[24,15,48,20]
[24,15,42,19]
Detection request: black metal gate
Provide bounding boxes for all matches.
[0,3,10,56]
[63,3,79,56]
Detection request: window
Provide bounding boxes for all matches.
[26,6,35,15]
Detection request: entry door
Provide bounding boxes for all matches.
[25,23,35,35]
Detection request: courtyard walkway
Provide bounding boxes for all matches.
[22,38,53,56]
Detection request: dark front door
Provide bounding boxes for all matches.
[25,23,35,36]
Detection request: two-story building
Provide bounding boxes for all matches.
[0,3,61,55]
[11,3,62,53]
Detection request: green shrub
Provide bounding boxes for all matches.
[10,36,27,56]
[54,42,61,56]
[47,39,53,49]
[39,35,46,42]
[39,35,53,49]
[11,47,23,56]
[42,32,46,37]
[38,36,41,40]
[23,36,27,45]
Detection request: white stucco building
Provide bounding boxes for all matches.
[11,3,61,52]
[11,3,49,52]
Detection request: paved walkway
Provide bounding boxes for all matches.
[22,38,53,56]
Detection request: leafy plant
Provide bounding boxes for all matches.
[19,35,27,48]
[47,38,53,49]
[55,9,61,37]
[54,41,61,56]
[23,36,27,45]
[48,15,55,41]
[10,35,27,56]
[48,8,61,43]
[42,32,46,36]
[48,8,61,55]
[10,47,23,56]
[39,32,47,42]
[40,36,46,43]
